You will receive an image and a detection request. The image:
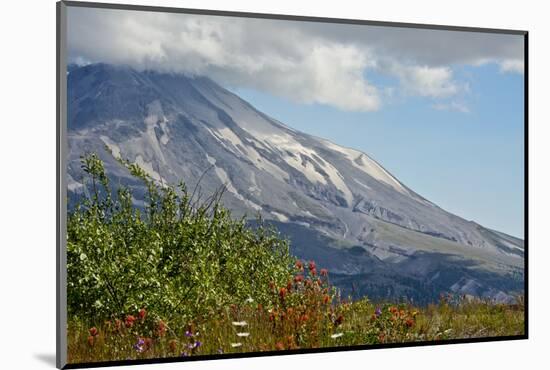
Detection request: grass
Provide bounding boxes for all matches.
[67,267,524,364]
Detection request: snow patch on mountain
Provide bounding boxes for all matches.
[207,126,290,181]
[135,155,163,183]
[256,133,354,205]
[216,127,244,149]
[100,135,121,158]
[67,174,84,192]
[159,117,170,145]
[322,139,409,196]
[272,212,289,222]
[206,154,262,211]
[247,172,261,195]
[354,178,372,191]
[320,160,354,206]
[144,101,167,163]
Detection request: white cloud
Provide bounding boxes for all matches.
[389,64,462,98]
[67,7,524,112]
[68,8,380,112]
[265,44,380,111]
[499,59,524,74]
[470,58,524,75]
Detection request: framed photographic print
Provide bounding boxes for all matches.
[56,1,528,368]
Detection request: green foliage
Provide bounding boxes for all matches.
[67,153,295,324]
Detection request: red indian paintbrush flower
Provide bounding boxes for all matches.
[138,308,147,320]
[144,337,153,350]
[157,320,167,337]
[125,315,136,328]
[169,339,178,352]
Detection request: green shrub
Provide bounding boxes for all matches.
[67,153,295,325]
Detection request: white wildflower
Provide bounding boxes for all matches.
[232,321,248,327]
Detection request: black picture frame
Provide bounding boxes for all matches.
[56,1,528,368]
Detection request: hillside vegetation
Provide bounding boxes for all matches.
[67,153,524,364]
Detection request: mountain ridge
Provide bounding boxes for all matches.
[67,63,524,303]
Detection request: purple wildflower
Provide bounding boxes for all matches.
[188,341,202,349]
[133,338,145,353]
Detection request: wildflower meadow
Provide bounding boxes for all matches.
[66,153,524,364]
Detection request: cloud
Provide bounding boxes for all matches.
[432,101,470,113]
[470,57,524,74]
[499,59,524,74]
[388,64,462,98]
[258,44,381,111]
[67,7,524,112]
[68,8,381,111]
[300,22,524,70]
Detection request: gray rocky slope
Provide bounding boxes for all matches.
[67,63,524,303]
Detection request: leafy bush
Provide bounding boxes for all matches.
[67,153,295,324]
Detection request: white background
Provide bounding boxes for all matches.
[0,0,547,369]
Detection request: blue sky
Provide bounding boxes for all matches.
[68,7,525,238]
[233,63,525,238]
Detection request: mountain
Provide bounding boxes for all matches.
[66,63,524,304]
